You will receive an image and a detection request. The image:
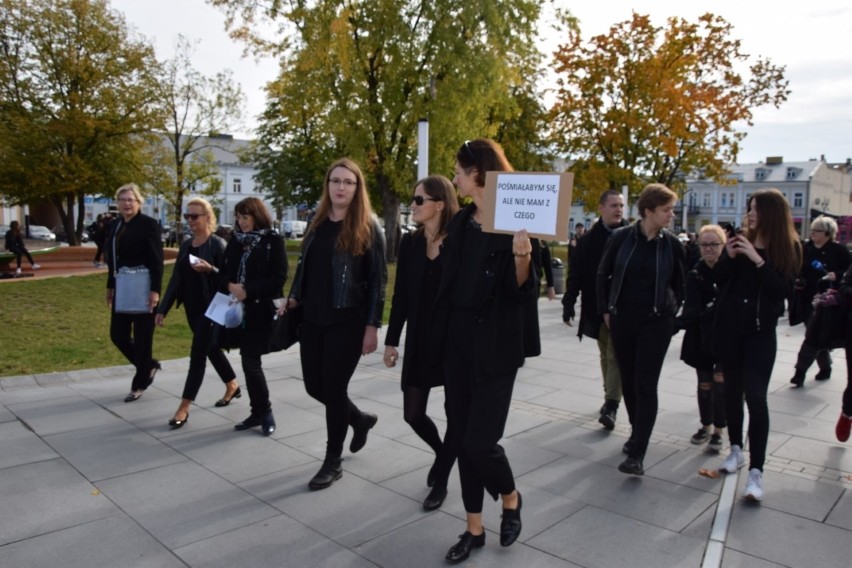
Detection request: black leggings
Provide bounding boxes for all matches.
[8,245,34,268]
[181,308,236,401]
[403,386,456,488]
[718,328,776,471]
[110,310,156,391]
[609,315,674,459]
[696,369,726,429]
[300,317,366,457]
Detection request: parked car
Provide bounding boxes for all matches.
[52,224,89,243]
[28,225,56,241]
[281,220,307,239]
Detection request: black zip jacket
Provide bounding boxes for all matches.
[158,234,227,316]
[711,249,791,332]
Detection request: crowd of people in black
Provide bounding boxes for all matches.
[95,140,851,564]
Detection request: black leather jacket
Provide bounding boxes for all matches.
[290,217,387,327]
[597,222,685,318]
[158,234,227,316]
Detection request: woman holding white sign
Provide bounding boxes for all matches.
[435,138,539,564]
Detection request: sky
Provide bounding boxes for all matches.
[110,0,852,165]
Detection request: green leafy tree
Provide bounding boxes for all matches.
[0,0,162,244]
[142,35,246,230]
[549,12,789,210]
[210,0,550,260]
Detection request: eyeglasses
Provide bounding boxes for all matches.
[117,197,137,203]
[329,178,357,187]
[183,213,206,221]
[411,195,440,206]
[699,242,722,248]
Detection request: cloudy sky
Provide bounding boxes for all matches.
[111,0,852,165]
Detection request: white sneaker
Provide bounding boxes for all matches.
[719,444,745,473]
[15,267,21,275]
[31,263,41,269]
[743,468,764,502]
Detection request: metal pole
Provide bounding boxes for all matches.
[417,119,429,181]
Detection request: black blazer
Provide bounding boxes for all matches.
[430,205,540,379]
[219,232,287,356]
[158,234,228,316]
[106,213,164,293]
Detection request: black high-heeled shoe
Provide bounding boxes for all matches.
[148,360,162,385]
[168,412,189,429]
[215,387,242,407]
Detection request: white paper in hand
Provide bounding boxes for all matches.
[188,253,201,265]
[205,292,233,325]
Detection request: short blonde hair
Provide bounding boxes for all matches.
[115,183,144,204]
[810,215,838,240]
[186,197,217,233]
[698,224,727,244]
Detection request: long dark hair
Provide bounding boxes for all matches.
[307,157,373,256]
[455,139,513,185]
[746,188,802,279]
[413,175,459,241]
[235,197,273,230]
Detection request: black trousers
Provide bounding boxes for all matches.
[241,352,270,417]
[444,311,516,513]
[697,368,726,429]
[8,244,34,267]
[110,310,156,391]
[300,317,365,457]
[609,315,674,459]
[182,306,236,401]
[717,327,776,471]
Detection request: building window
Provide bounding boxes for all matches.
[721,193,728,207]
[786,168,799,180]
[755,169,766,180]
[793,192,803,208]
[233,178,242,193]
[702,193,711,208]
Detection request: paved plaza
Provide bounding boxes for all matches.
[1,298,851,567]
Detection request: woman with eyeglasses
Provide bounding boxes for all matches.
[713,188,802,501]
[789,216,850,387]
[106,183,164,402]
[155,198,240,429]
[383,175,459,511]
[282,158,387,490]
[220,197,287,436]
[434,139,539,564]
[677,225,727,450]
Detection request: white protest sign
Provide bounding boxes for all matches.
[482,171,573,240]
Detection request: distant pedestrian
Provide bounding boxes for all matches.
[677,225,727,451]
[597,183,685,476]
[384,175,459,511]
[4,221,40,275]
[91,214,107,267]
[712,188,802,502]
[533,240,556,300]
[836,263,852,442]
[563,190,628,430]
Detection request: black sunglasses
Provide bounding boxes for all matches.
[183,213,205,221]
[411,195,440,206]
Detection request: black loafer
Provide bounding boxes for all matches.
[423,485,448,511]
[234,414,263,431]
[124,391,143,403]
[500,492,523,546]
[215,387,242,407]
[261,411,276,436]
[349,412,378,453]
[445,531,485,564]
[618,457,644,476]
[168,414,188,429]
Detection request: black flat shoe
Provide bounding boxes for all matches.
[124,391,143,403]
[815,369,831,381]
[168,413,189,429]
[500,492,523,546]
[215,387,242,407]
[618,457,644,476]
[261,411,276,436]
[308,456,343,490]
[234,414,263,431]
[148,360,161,383]
[445,531,485,564]
[349,412,378,453]
[423,485,448,511]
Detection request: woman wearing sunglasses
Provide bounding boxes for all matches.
[155,198,240,429]
[384,175,459,511]
[282,158,387,489]
[434,139,539,564]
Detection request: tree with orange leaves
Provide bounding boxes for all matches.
[549,12,789,209]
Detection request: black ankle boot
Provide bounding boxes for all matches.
[790,369,805,388]
[308,455,343,490]
[815,368,831,381]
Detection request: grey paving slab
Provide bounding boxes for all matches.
[526,505,706,568]
[771,434,852,473]
[647,446,725,494]
[719,549,786,568]
[0,459,117,546]
[43,422,186,481]
[175,514,377,568]
[0,374,39,390]
[825,488,852,531]
[0,383,77,403]
[96,460,280,549]
[727,504,852,567]
[732,468,845,522]
[164,424,315,483]
[0,515,184,568]
[6,394,123,436]
[108,395,233,438]
[0,420,59,470]
[0,403,16,423]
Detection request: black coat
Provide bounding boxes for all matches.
[106,213,163,293]
[797,239,850,322]
[385,231,443,388]
[429,205,540,379]
[562,218,628,339]
[158,234,228,317]
[219,232,287,356]
[677,261,718,370]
